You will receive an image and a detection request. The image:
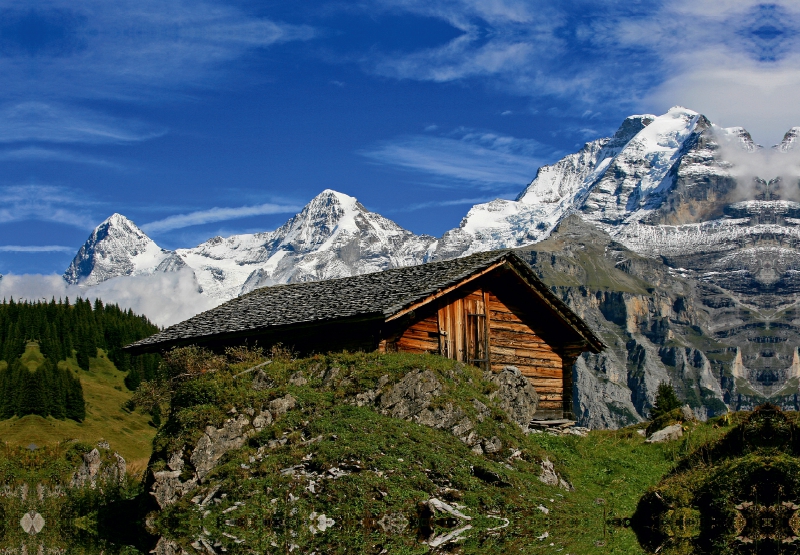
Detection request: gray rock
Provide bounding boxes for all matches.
[482,436,502,454]
[190,414,253,481]
[288,371,308,386]
[167,450,184,471]
[646,423,684,443]
[538,458,573,491]
[252,369,272,391]
[379,369,477,443]
[484,366,539,428]
[269,394,296,417]
[380,369,442,419]
[151,470,184,509]
[472,399,490,422]
[252,410,273,429]
[353,374,390,407]
[377,512,409,534]
[152,537,186,555]
[70,448,126,488]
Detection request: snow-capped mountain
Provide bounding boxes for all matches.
[428,107,763,261]
[64,213,185,286]
[65,190,435,300]
[66,106,788,301]
[176,189,435,299]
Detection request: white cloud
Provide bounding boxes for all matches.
[361,129,553,188]
[0,147,123,168]
[603,1,800,145]
[0,269,219,327]
[648,52,800,147]
[0,2,317,102]
[0,245,74,253]
[360,0,800,144]
[0,184,97,229]
[392,195,508,211]
[141,202,302,234]
[0,102,166,144]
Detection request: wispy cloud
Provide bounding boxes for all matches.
[141,202,302,234]
[0,102,165,144]
[361,129,554,189]
[360,1,800,144]
[0,147,123,168]
[0,184,97,229]
[388,195,506,212]
[0,2,317,102]
[0,245,74,253]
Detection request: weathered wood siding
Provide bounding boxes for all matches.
[394,313,440,354]
[487,292,564,412]
[382,272,576,417]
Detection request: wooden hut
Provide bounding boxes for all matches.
[126,250,603,418]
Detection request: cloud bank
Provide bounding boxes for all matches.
[0,269,219,327]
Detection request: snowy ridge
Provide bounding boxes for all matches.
[180,189,435,299]
[64,106,800,307]
[777,128,800,152]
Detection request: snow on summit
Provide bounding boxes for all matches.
[63,107,793,308]
[64,213,179,286]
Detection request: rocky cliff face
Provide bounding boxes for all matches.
[517,214,798,427]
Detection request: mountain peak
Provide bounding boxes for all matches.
[63,213,172,286]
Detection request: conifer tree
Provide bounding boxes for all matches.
[650,382,682,420]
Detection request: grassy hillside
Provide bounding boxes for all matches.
[0,344,156,469]
[146,349,737,554]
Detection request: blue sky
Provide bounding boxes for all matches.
[2,0,800,275]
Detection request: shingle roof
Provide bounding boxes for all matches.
[126,250,603,352]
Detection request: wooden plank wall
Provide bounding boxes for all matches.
[394,313,440,354]
[487,292,564,412]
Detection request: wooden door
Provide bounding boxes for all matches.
[437,297,464,360]
[465,291,489,370]
[437,290,489,369]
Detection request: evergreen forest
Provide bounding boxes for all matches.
[0,297,162,421]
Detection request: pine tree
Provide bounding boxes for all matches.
[0,296,161,423]
[650,382,682,420]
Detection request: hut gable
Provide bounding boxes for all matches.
[126,250,603,418]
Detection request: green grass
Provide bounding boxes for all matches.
[0,344,156,469]
[148,350,739,554]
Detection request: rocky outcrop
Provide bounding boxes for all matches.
[378,369,481,449]
[190,414,254,481]
[150,395,296,509]
[483,366,539,428]
[70,447,127,489]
